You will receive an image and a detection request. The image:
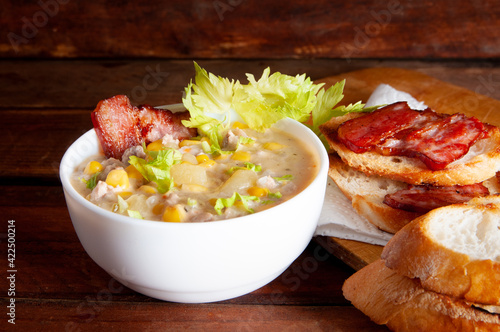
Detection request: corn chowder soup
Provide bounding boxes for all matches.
[72,122,319,222]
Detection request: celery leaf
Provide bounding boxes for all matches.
[128,149,182,194]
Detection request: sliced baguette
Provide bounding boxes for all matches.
[328,153,420,233]
[342,259,500,332]
[381,197,500,306]
[320,110,500,186]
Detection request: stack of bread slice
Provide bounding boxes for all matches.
[319,104,500,234]
[342,197,500,331]
[320,84,500,329]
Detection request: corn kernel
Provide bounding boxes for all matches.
[196,154,210,163]
[118,191,133,199]
[200,137,210,143]
[125,165,143,180]
[247,186,269,197]
[152,203,164,215]
[179,139,200,147]
[209,198,218,206]
[181,184,208,192]
[232,121,248,129]
[106,169,129,188]
[84,161,103,175]
[214,153,229,160]
[199,160,216,168]
[147,139,164,151]
[231,151,251,162]
[138,185,157,195]
[162,204,186,223]
[263,142,285,151]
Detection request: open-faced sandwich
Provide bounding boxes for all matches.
[319,87,500,233]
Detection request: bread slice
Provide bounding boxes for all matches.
[343,259,500,332]
[328,153,500,234]
[320,111,500,186]
[328,153,420,233]
[381,197,500,306]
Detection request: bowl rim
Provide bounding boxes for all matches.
[59,117,329,229]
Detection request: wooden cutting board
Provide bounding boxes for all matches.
[314,67,500,271]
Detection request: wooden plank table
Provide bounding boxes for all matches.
[2,59,500,330]
[3,0,500,59]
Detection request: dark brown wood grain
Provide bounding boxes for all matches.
[1,109,92,183]
[11,301,389,331]
[2,0,500,59]
[2,59,500,109]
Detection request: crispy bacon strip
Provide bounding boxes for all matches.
[337,102,441,153]
[91,95,196,159]
[336,102,489,170]
[383,183,490,213]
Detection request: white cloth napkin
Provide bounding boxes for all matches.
[315,178,393,246]
[314,84,427,246]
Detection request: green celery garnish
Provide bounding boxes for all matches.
[237,67,323,129]
[128,148,182,194]
[273,174,294,182]
[309,80,379,150]
[182,62,237,155]
[261,191,283,205]
[213,192,260,215]
[238,136,255,146]
[127,210,143,219]
[181,62,370,154]
[182,63,324,147]
[227,162,262,174]
[81,172,101,190]
[268,191,282,199]
[116,195,129,213]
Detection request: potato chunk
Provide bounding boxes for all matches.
[218,170,258,196]
[171,164,209,186]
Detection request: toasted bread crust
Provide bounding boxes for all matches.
[381,201,500,306]
[351,196,419,234]
[343,260,500,332]
[321,112,500,186]
[328,153,419,233]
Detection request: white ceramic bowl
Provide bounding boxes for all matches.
[60,118,328,303]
